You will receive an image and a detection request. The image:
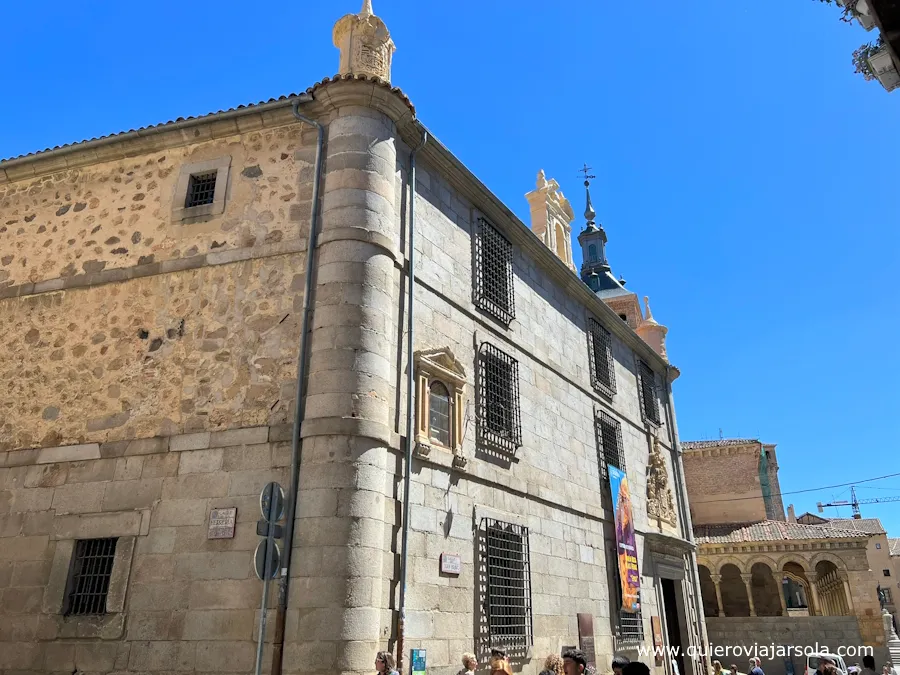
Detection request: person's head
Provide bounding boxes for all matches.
[545,654,564,675]
[822,666,839,675]
[490,657,512,675]
[612,655,631,675]
[713,661,723,673]
[491,649,508,663]
[864,657,875,670]
[376,652,395,674]
[563,649,587,675]
[730,665,739,675]
[622,662,651,675]
[463,653,478,672]
[749,660,757,671]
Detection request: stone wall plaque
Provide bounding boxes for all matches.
[208,507,237,539]
[577,613,596,669]
[440,553,461,575]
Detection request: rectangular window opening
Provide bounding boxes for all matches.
[478,343,522,451]
[484,519,532,646]
[588,318,616,396]
[474,218,515,324]
[185,171,218,208]
[64,538,118,617]
[595,410,625,483]
[638,360,661,425]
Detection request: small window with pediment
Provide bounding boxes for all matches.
[415,348,467,464]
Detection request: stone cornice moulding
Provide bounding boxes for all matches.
[682,444,760,458]
[697,539,869,556]
[409,121,672,376]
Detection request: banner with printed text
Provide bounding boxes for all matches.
[609,465,640,612]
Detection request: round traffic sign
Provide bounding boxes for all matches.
[254,540,281,580]
[259,482,285,523]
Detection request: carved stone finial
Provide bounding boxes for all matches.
[536,169,547,189]
[647,437,677,526]
[643,296,659,325]
[333,1,396,82]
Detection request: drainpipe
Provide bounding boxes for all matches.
[270,95,324,675]
[665,368,710,674]
[396,128,428,675]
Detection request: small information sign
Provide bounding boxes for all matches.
[440,553,462,575]
[208,507,237,539]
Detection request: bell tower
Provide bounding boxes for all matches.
[333,0,396,82]
[525,169,576,271]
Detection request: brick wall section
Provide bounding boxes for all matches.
[682,446,767,525]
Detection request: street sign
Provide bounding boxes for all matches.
[254,540,281,580]
[259,482,285,523]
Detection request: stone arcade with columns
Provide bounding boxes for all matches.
[682,440,889,675]
[0,3,708,675]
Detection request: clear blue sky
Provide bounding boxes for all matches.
[3,1,899,533]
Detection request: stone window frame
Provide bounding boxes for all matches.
[44,511,143,640]
[414,348,466,462]
[171,156,232,221]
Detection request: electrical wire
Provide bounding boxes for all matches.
[694,470,900,504]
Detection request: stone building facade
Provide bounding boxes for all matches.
[0,3,707,674]
[683,440,889,675]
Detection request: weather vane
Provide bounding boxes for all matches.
[579,163,595,184]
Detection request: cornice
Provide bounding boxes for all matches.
[697,538,869,556]
[411,121,672,375]
[682,444,760,458]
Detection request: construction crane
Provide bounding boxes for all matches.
[817,486,900,519]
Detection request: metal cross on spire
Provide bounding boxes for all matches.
[578,163,595,185]
[579,163,597,224]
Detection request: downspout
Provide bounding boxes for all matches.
[271,95,324,675]
[665,368,710,674]
[396,128,428,675]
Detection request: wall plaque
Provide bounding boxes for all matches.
[651,616,664,665]
[208,507,237,539]
[577,613,596,670]
[440,553,461,575]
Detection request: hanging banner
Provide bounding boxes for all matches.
[609,465,640,612]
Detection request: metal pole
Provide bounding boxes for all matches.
[255,486,277,675]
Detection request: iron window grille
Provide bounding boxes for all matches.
[884,588,894,604]
[478,343,522,451]
[473,218,515,324]
[64,538,118,616]
[595,410,625,483]
[483,518,533,646]
[185,171,218,208]
[638,360,661,426]
[607,545,644,642]
[588,318,616,397]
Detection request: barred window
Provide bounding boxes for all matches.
[638,360,660,425]
[185,171,218,208]
[885,588,894,604]
[483,519,532,646]
[607,545,644,642]
[64,538,118,616]
[473,218,515,324]
[478,343,522,451]
[595,410,625,482]
[588,318,616,397]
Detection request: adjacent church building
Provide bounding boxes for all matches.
[682,439,892,675]
[0,3,708,674]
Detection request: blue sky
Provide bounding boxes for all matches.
[3,1,899,533]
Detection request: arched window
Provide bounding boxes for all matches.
[588,244,597,262]
[428,381,451,447]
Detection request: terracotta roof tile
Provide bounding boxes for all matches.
[682,439,759,450]
[695,520,869,544]
[824,518,886,534]
[0,74,414,165]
